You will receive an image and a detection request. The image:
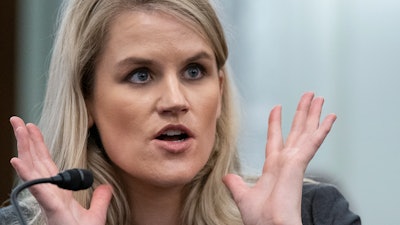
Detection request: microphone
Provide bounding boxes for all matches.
[10,169,94,225]
[50,168,93,191]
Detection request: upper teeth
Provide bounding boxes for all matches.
[162,130,184,136]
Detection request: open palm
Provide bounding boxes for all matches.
[10,116,112,225]
[223,92,337,225]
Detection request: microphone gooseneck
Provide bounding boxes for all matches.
[10,169,94,225]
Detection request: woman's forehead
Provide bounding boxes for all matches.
[101,10,215,62]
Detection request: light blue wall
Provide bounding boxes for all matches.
[218,1,400,225]
[17,1,399,224]
[16,0,62,123]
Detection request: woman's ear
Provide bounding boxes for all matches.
[88,113,94,128]
[216,69,225,119]
[86,102,94,128]
[218,69,225,95]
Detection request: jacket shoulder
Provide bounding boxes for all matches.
[0,205,20,225]
[301,181,361,225]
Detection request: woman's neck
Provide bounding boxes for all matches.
[126,181,187,225]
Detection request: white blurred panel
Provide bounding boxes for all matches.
[219,0,400,224]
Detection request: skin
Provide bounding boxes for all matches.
[224,94,336,225]
[9,9,337,225]
[86,10,223,224]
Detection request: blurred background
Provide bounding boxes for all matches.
[1,0,399,224]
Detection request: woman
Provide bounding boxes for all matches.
[2,0,360,224]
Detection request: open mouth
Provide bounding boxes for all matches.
[156,130,189,142]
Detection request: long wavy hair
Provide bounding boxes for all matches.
[21,0,243,224]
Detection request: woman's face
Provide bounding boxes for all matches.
[87,10,223,189]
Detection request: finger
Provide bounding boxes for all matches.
[299,113,337,164]
[89,185,113,221]
[10,116,59,181]
[311,113,337,150]
[265,105,283,154]
[305,97,324,131]
[10,157,30,181]
[26,123,59,175]
[263,105,283,173]
[222,174,248,204]
[292,92,315,130]
[286,92,314,146]
[26,123,47,156]
[10,118,35,179]
[10,116,26,136]
[24,124,45,166]
[10,117,32,162]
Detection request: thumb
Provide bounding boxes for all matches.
[89,184,113,220]
[222,174,248,203]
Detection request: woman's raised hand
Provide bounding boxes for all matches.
[9,116,113,225]
[223,92,337,225]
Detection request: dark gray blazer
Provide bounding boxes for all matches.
[301,182,361,225]
[0,182,361,225]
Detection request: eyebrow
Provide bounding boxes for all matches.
[115,51,215,69]
[116,57,154,69]
[183,51,214,65]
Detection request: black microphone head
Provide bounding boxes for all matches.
[51,169,94,191]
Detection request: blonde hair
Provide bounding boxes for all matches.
[21,0,243,224]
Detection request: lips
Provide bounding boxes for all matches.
[155,125,193,141]
[153,124,194,153]
[156,129,189,141]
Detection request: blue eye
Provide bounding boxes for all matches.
[127,69,151,84]
[184,64,204,80]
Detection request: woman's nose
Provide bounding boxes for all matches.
[156,75,189,116]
